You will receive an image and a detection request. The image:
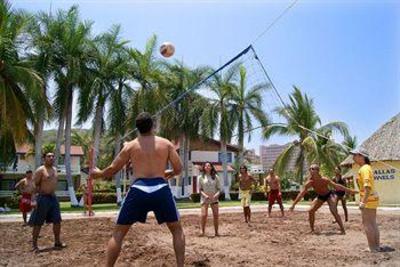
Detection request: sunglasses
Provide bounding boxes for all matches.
[310,168,319,171]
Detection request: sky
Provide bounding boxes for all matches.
[13,0,400,154]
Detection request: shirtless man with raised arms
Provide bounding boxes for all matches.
[290,164,357,234]
[92,112,184,267]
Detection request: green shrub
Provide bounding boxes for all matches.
[190,193,200,203]
[254,184,266,193]
[282,191,299,200]
[230,192,239,200]
[230,181,239,191]
[93,181,116,193]
[76,192,116,204]
[251,192,266,201]
[0,194,20,209]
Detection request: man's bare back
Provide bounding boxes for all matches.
[33,166,58,195]
[96,135,182,179]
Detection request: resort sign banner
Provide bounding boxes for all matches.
[374,168,397,180]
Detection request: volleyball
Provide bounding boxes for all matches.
[160,42,175,58]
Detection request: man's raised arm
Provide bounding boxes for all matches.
[290,181,312,211]
[92,146,130,179]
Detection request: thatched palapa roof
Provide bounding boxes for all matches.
[341,113,400,165]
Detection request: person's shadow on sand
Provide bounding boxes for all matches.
[313,231,342,236]
[34,245,67,253]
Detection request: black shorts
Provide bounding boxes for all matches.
[335,191,346,197]
[317,191,333,202]
[29,194,62,226]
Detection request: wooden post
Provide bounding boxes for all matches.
[87,146,94,216]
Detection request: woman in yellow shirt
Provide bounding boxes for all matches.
[351,149,380,252]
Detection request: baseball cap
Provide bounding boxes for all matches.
[349,148,370,158]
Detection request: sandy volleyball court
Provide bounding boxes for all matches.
[0,210,399,267]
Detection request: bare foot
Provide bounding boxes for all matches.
[215,233,220,237]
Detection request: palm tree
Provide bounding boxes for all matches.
[51,6,93,206]
[263,87,349,184]
[311,128,348,174]
[71,130,92,165]
[28,11,56,168]
[230,65,269,165]
[203,63,240,199]
[77,24,129,167]
[0,1,44,164]
[127,34,166,126]
[159,61,210,196]
[81,26,132,204]
[107,51,133,204]
[342,135,358,152]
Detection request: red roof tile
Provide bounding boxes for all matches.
[15,144,84,156]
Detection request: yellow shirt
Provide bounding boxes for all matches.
[357,164,379,209]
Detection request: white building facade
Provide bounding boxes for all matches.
[169,139,239,199]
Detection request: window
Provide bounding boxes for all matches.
[218,152,232,163]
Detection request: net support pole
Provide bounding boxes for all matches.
[87,146,94,217]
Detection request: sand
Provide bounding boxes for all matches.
[0,210,399,266]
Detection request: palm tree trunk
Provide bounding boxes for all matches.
[92,102,103,167]
[64,90,79,207]
[113,133,122,205]
[238,112,244,166]
[55,113,65,166]
[34,117,44,168]
[177,135,185,198]
[221,140,230,200]
[183,136,190,197]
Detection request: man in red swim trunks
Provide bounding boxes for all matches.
[15,170,34,225]
[265,168,284,217]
